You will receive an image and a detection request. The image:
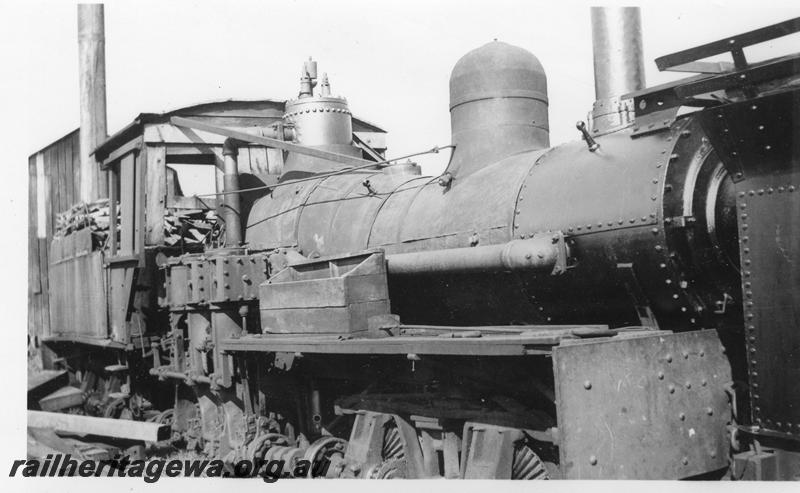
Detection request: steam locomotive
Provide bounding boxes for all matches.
[32,11,800,480]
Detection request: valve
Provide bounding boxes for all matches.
[576,121,600,152]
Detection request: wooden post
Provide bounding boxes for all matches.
[78,4,108,202]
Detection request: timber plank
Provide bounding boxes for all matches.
[28,410,170,442]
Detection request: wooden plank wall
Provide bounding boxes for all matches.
[28,129,98,351]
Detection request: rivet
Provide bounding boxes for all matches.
[711,451,717,459]
[629,218,636,224]
[672,294,679,299]
[685,381,692,389]
[589,456,598,466]
[666,354,673,363]
[669,384,676,393]
[702,379,707,386]
[660,263,667,269]
[682,351,689,359]
[651,228,660,235]
[706,407,714,416]
[655,245,663,252]
[584,380,592,390]
[666,279,672,285]
[682,457,689,465]
[789,186,796,192]
[658,371,664,380]
[679,412,686,421]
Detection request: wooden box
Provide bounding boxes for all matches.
[260,251,389,334]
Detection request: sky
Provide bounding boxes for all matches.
[14,0,800,175]
[1,1,799,489]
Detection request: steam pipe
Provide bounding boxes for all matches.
[78,4,108,202]
[386,235,568,276]
[590,7,645,100]
[222,139,243,245]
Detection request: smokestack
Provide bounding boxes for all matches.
[78,4,108,203]
[589,7,645,132]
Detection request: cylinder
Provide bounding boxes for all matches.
[222,139,242,246]
[448,41,549,180]
[590,7,645,100]
[78,4,108,203]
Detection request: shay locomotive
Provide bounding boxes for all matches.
[29,8,800,480]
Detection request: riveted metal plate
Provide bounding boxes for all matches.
[553,331,732,479]
[735,173,800,439]
[698,90,800,182]
[514,130,668,238]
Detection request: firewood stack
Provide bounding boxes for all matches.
[163,209,221,247]
[55,200,221,250]
[55,199,115,250]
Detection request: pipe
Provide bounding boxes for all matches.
[590,7,645,100]
[386,235,567,276]
[222,139,243,245]
[149,367,212,385]
[78,4,108,202]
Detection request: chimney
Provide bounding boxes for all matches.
[78,3,108,202]
[589,7,645,133]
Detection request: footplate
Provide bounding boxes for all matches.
[553,331,732,479]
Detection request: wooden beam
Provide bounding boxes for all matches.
[144,146,166,245]
[170,116,369,168]
[100,136,142,169]
[28,410,170,442]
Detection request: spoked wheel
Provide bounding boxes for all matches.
[369,457,407,479]
[366,422,408,479]
[511,440,549,480]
